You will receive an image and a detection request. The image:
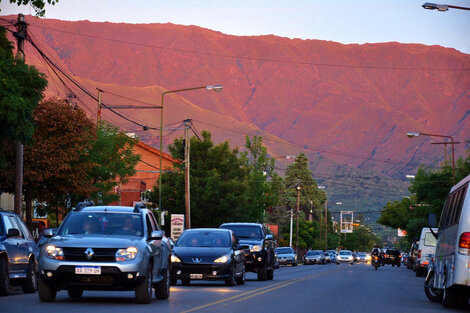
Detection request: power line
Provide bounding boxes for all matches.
[27,22,470,71]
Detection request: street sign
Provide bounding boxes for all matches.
[170,214,184,240]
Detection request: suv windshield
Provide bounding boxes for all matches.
[276,247,293,254]
[59,212,143,237]
[221,225,262,239]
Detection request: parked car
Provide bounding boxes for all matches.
[304,250,324,264]
[352,252,359,262]
[275,247,297,266]
[170,228,245,286]
[326,250,337,263]
[0,210,38,296]
[37,202,171,303]
[323,252,331,263]
[425,174,470,309]
[407,240,419,270]
[381,248,401,267]
[336,250,354,265]
[219,223,275,281]
[415,227,437,276]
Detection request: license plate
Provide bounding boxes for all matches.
[190,273,203,279]
[75,266,101,275]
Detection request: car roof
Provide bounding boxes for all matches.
[75,206,138,213]
[220,222,262,227]
[183,228,232,233]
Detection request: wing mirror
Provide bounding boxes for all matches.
[43,228,55,238]
[265,234,273,240]
[150,230,163,240]
[7,228,20,237]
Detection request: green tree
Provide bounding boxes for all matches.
[0,27,47,168]
[0,0,58,16]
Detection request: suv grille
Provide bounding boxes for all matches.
[62,247,117,262]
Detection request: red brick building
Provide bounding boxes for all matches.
[112,141,179,207]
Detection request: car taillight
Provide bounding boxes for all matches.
[418,249,421,258]
[458,232,470,255]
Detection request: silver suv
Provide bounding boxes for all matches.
[37,202,171,304]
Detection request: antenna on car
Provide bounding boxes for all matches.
[134,202,147,213]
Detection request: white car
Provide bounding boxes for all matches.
[336,250,354,265]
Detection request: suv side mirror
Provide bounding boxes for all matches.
[43,228,55,238]
[265,234,273,240]
[7,228,20,237]
[150,230,163,240]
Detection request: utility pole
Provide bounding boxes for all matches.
[289,208,293,247]
[296,184,301,259]
[324,201,328,251]
[97,88,103,123]
[14,14,26,216]
[184,118,191,229]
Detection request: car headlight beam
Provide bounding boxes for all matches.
[214,254,231,263]
[250,245,262,252]
[171,255,182,263]
[45,245,64,260]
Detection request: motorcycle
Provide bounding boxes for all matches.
[372,255,380,270]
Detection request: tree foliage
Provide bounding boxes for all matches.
[0,27,47,168]
[0,0,58,16]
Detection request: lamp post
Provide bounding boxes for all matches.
[406,132,458,184]
[295,184,301,260]
[422,2,470,11]
[159,85,222,227]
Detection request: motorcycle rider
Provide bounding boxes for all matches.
[371,244,381,265]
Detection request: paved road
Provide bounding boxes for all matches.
[2,262,468,313]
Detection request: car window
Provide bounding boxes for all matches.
[176,230,231,248]
[220,225,262,239]
[17,217,34,241]
[275,247,293,254]
[339,251,351,255]
[6,215,23,238]
[59,212,143,236]
[424,232,437,247]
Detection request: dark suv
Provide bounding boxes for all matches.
[219,223,275,281]
[0,210,38,296]
[37,202,171,303]
[381,248,401,267]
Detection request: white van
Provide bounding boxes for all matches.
[415,227,437,277]
[424,174,469,308]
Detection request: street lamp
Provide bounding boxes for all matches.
[406,131,458,184]
[295,183,301,260]
[422,2,470,11]
[159,85,222,228]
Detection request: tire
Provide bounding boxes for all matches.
[392,264,395,267]
[424,271,443,303]
[293,262,297,267]
[225,274,236,287]
[236,266,245,285]
[135,266,153,304]
[442,285,458,308]
[181,279,190,286]
[22,260,37,293]
[170,278,177,286]
[38,278,56,302]
[267,267,274,280]
[155,267,170,299]
[257,263,268,281]
[67,288,83,298]
[0,257,9,296]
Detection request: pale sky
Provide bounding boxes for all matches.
[1,0,469,53]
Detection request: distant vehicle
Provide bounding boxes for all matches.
[352,252,359,262]
[326,250,337,263]
[219,222,276,281]
[304,250,324,265]
[415,228,437,276]
[407,240,419,270]
[275,247,297,266]
[323,252,331,263]
[381,248,401,267]
[356,252,367,263]
[37,202,171,304]
[425,174,470,309]
[0,211,38,296]
[336,250,354,265]
[170,228,245,286]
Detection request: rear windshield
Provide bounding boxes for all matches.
[424,232,437,247]
[59,212,143,237]
[220,225,262,239]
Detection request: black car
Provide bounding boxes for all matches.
[170,228,245,286]
[220,223,276,281]
[381,248,401,267]
[0,210,38,296]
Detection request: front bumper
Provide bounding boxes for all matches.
[337,258,353,263]
[39,265,145,291]
[278,257,296,265]
[244,251,265,271]
[171,262,233,281]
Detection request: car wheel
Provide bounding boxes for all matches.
[155,266,170,299]
[181,279,190,286]
[225,274,236,287]
[135,265,153,304]
[0,257,10,296]
[424,271,443,302]
[257,263,268,281]
[67,288,83,298]
[170,278,177,286]
[22,260,37,293]
[236,266,246,285]
[397,262,401,268]
[267,267,274,280]
[293,262,298,267]
[38,278,56,302]
[392,264,395,267]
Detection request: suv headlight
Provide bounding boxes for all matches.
[46,245,64,260]
[250,245,262,252]
[171,255,181,263]
[214,254,231,263]
[115,247,138,262]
